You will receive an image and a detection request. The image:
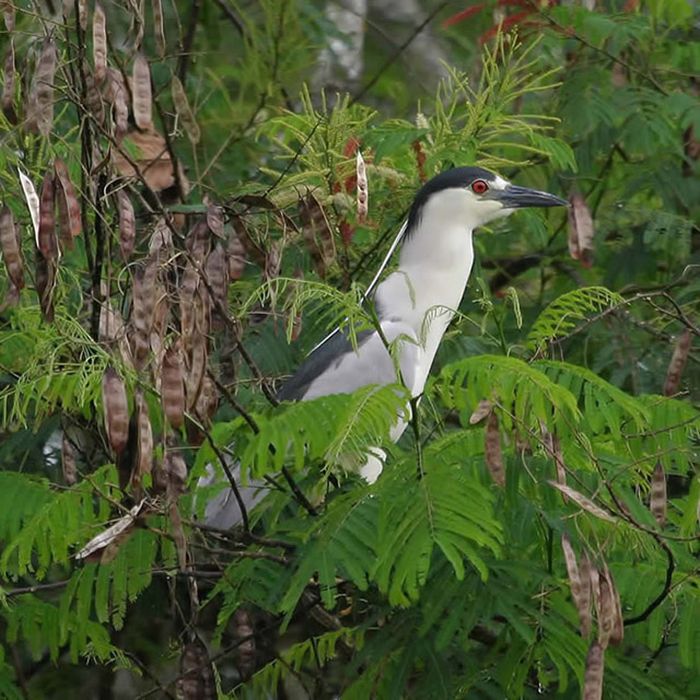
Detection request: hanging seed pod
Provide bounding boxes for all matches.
[578,552,593,639]
[152,0,166,57]
[77,0,88,30]
[567,191,594,267]
[117,189,136,261]
[185,334,208,411]
[131,260,157,367]
[149,216,173,256]
[93,3,107,84]
[604,565,624,647]
[597,567,615,650]
[179,262,198,351]
[176,637,216,700]
[186,219,211,263]
[83,62,105,123]
[650,461,667,527]
[131,53,152,130]
[2,41,16,123]
[484,411,505,487]
[54,159,82,245]
[469,399,492,425]
[205,242,228,325]
[35,250,55,322]
[232,609,256,680]
[561,534,591,639]
[583,641,604,700]
[102,367,129,455]
[227,227,246,280]
[30,39,57,137]
[61,432,77,486]
[194,374,218,426]
[171,75,200,144]
[18,170,40,247]
[133,390,153,490]
[206,203,224,238]
[1,0,14,31]
[165,446,188,497]
[356,150,368,223]
[105,67,129,138]
[542,429,567,494]
[663,329,692,397]
[162,341,185,429]
[299,194,335,277]
[264,240,282,281]
[0,206,24,290]
[38,172,57,260]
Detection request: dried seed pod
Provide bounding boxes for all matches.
[227,227,246,280]
[77,0,88,30]
[605,565,624,647]
[567,191,594,267]
[561,534,591,638]
[663,329,692,397]
[38,172,57,260]
[62,433,77,486]
[232,609,256,680]
[649,461,667,527]
[112,128,175,191]
[130,261,157,367]
[149,216,173,256]
[356,149,368,223]
[206,203,224,238]
[264,240,282,282]
[578,552,593,639]
[0,206,24,290]
[583,641,604,700]
[102,366,129,455]
[117,189,136,261]
[84,63,105,123]
[194,374,218,425]
[152,0,166,57]
[165,445,188,497]
[54,159,82,245]
[162,341,185,429]
[105,67,129,138]
[31,39,57,136]
[484,411,505,487]
[134,390,153,490]
[2,41,16,123]
[76,501,143,561]
[205,242,228,324]
[469,399,492,425]
[179,262,198,351]
[93,4,107,84]
[171,75,200,144]
[548,481,615,522]
[18,170,40,246]
[35,250,56,322]
[1,0,14,31]
[597,567,615,650]
[299,194,335,277]
[186,219,211,263]
[131,53,152,130]
[185,334,207,411]
[176,637,216,700]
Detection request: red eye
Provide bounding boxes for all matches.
[471,179,489,195]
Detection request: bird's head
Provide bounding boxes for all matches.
[407,166,568,233]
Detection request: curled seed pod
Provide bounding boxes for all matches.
[105,68,129,138]
[18,170,40,247]
[93,4,107,84]
[583,641,604,700]
[162,341,185,429]
[567,191,594,268]
[0,206,24,290]
[171,75,200,144]
[35,250,56,322]
[232,609,256,680]
[2,41,16,123]
[663,329,692,397]
[650,461,667,527]
[134,390,153,490]
[227,227,246,280]
[62,433,77,486]
[176,637,216,700]
[131,53,152,130]
[102,366,129,455]
[484,411,505,487]
[299,194,335,277]
[152,0,166,57]
[117,189,136,261]
[356,149,368,223]
[469,399,492,425]
[561,534,592,638]
[54,159,82,246]
[31,39,57,136]
[38,172,57,260]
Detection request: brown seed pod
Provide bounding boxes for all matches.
[62,432,77,486]
[597,566,615,650]
[165,446,188,497]
[152,0,166,57]
[194,374,218,426]
[356,149,368,223]
[2,41,16,123]
[185,334,208,411]
[604,565,624,647]
[131,260,157,367]
[0,206,24,290]
[578,552,593,639]
[484,411,505,487]
[133,390,153,490]
[93,3,107,84]
[54,159,82,247]
[227,227,246,280]
[469,399,492,425]
[102,366,129,455]
[162,341,185,429]
[84,63,105,124]
[548,481,616,523]
[583,641,604,700]
[31,39,57,137]
[206,203,224,238]
[204,242,228,324]
[149,216,173,256]
[561,534,591,639]
[232,609,256,680]
[77,0,88,30]
[299,194,335,277]
[176,637,216,700]
[113,128,175,191]
[650,461,667,527]
[117,189,136,261]
[34,249,55,322]
[179,262,198,352]
[186,219,211,263]
[1,1,14,31]
[131,53,152,130]
[663,329,692,397]
[567,191,594,268]
[264,240,282,282]
[171,75,200,144]
[105,67,129,139]
[38,172,57,260]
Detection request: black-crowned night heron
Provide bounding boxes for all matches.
[202,166,567,527]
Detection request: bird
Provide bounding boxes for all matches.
[201,166,567,528]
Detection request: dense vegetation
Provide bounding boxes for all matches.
[0,1,698,697]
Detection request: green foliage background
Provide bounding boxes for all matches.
[0,0,698,698]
